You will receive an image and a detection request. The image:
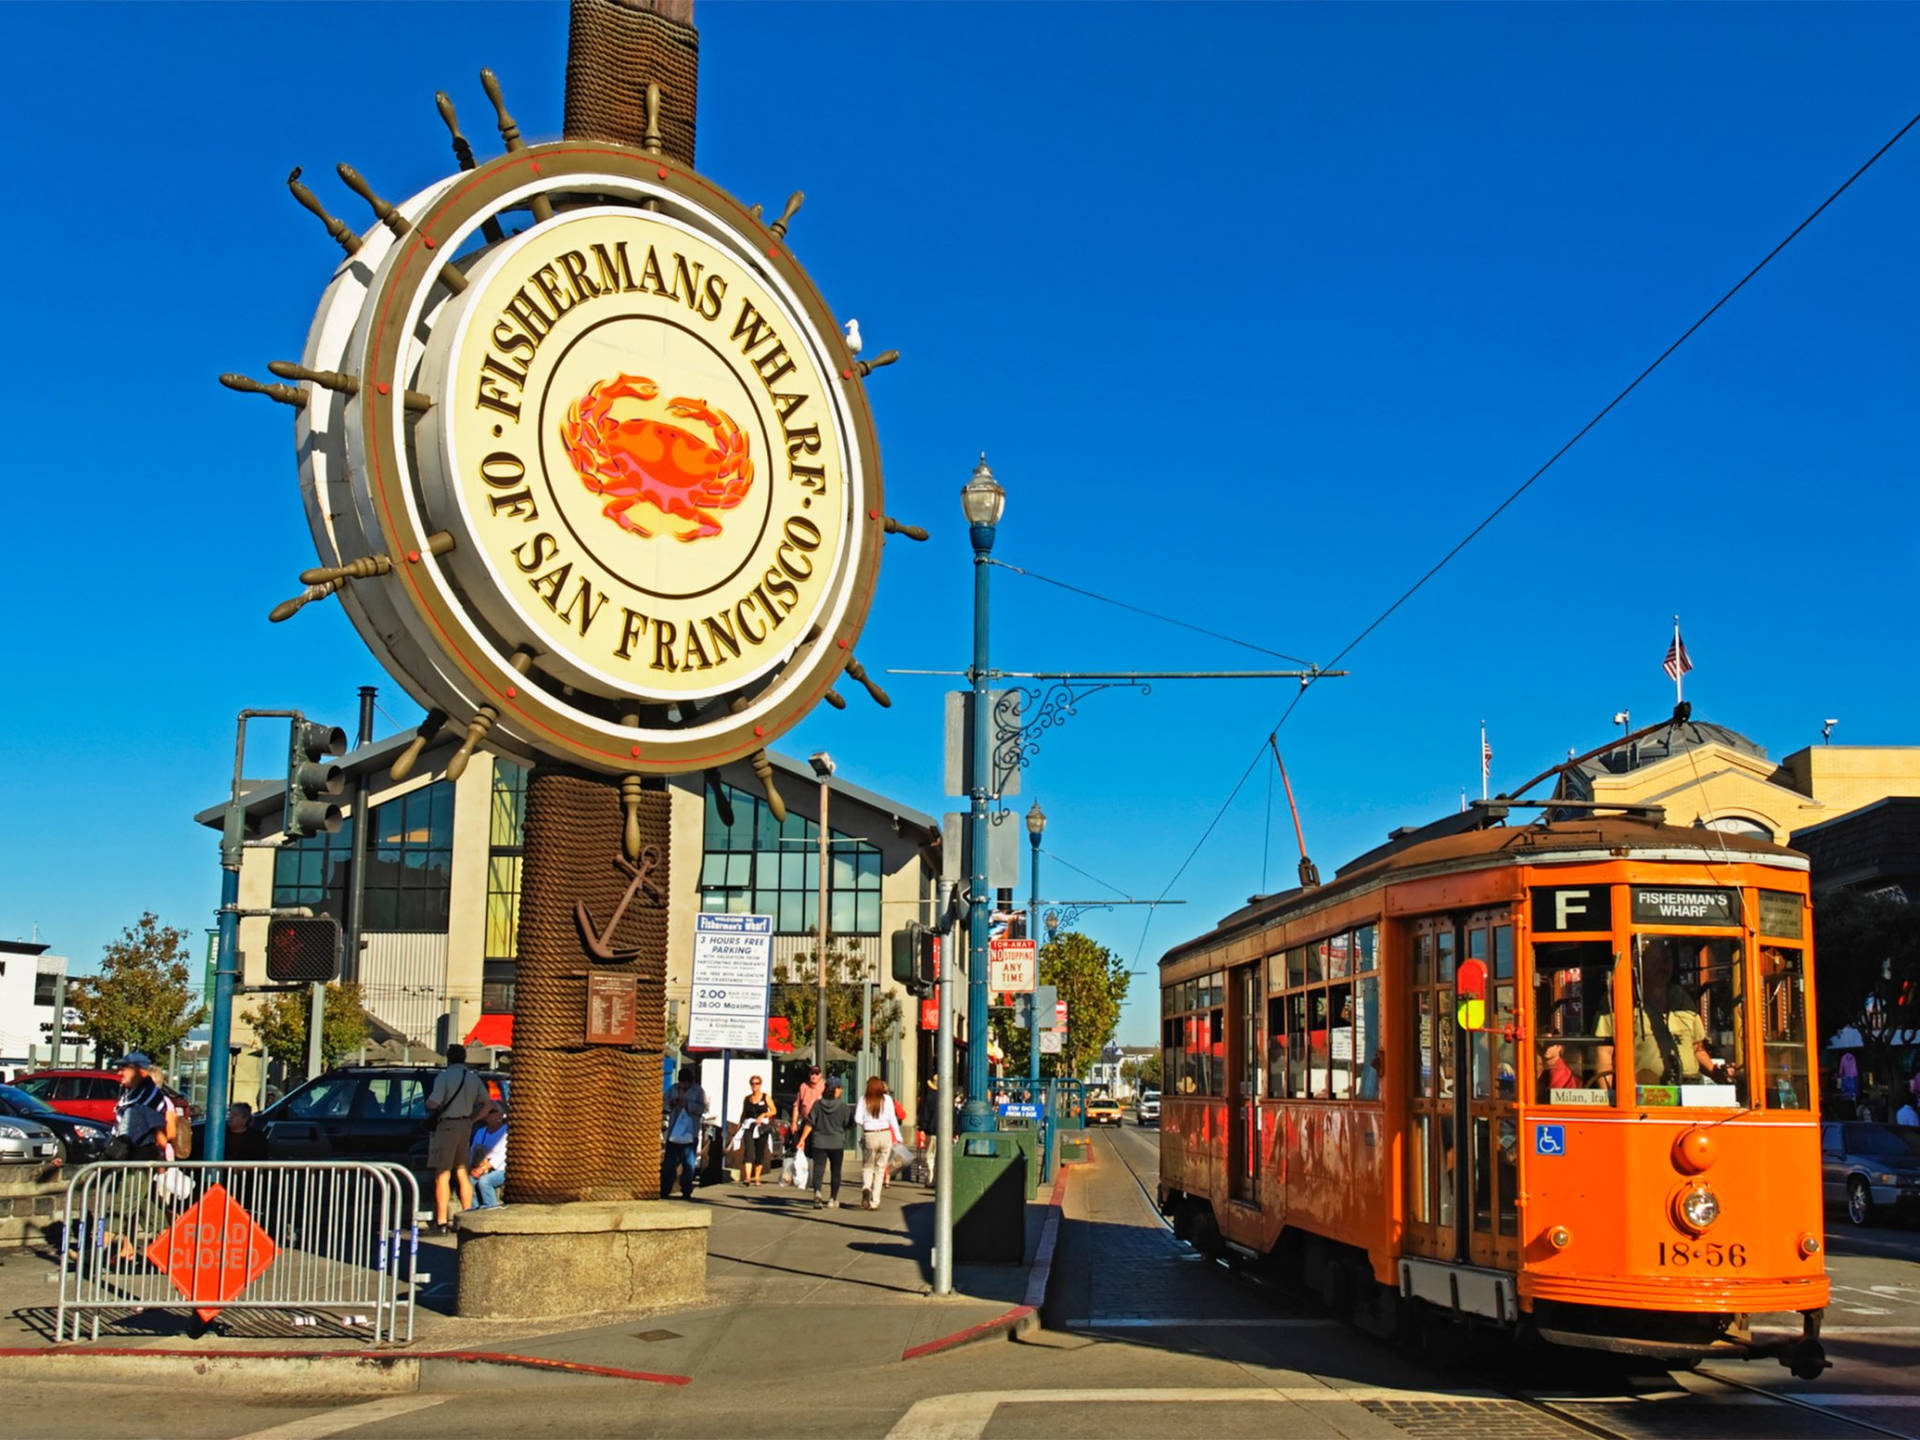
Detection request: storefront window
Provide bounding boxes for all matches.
[1532,941,1613,1103]
[700,781,883,934]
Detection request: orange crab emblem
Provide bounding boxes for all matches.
[559,373,755,542]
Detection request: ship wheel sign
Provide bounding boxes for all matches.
[225,74,919,805]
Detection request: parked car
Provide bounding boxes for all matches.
[1821,1121,1920,1226]
[1135,1089,1161,1127]
[191,1065,510,1172]
[17,1068,192,1130]
[1085,1094,1123,1126]
[0,1110,60,1166]
[0,1083,112,1164]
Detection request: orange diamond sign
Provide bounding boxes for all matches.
[145,1182,277,1322]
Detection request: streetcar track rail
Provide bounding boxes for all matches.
[1099,1130,1920,1440]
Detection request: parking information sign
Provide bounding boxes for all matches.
[688,914,775,1050]
[988,937,1037,993]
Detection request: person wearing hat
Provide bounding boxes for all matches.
[111,1052,175,1161]
[795,1077,852,1208]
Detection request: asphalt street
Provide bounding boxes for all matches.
[5,1129,1918,1440]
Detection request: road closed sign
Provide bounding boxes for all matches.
[988,938,1036,992]
[688,913,774,1050]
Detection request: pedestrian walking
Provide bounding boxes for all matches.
[661,1064,707,1200]
[856,1077,901,1209]
[468,1102,509,1208]
[792,1064,825,1135]
[915,1078,941,1188]
[795,1077,851,1208]
[425,1043,486,1232]
[100,1052,176,1262]
[737,1074,776,1186]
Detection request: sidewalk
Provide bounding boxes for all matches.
[0,1159,1067,1384]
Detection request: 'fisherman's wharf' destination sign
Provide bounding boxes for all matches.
[245,88,903,780]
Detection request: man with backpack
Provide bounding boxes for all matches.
[426,1044,486,1232]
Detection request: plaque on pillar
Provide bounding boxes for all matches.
[586,973,638,1046]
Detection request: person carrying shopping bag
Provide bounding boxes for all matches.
[737,1074,776,1186]
[795,1078,851,1208]
[855,1077,901,1210]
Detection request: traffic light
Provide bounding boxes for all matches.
[266,916,342,983]
[891,923,938,997]
[284,718,347,838]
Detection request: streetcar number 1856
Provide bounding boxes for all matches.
[1657,1240,1747,1267]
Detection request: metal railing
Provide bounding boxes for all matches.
[56,1161,418,1344]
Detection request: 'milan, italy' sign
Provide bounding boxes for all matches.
[260,85,895,777]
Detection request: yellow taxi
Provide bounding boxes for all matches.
[1084,1093,1123,1126]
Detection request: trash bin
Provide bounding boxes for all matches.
[951,1133,1027,1263]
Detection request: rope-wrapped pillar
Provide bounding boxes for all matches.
[507,0,698,1204]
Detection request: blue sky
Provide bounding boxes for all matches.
[5,3,1917,1048]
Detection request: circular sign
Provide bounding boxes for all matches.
[418,206,849,704]
[290,142,887,775]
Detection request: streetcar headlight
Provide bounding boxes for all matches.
[1675,1185,1721,1234]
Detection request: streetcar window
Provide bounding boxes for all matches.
[1328,932,1351,981]
[1267,954,1287,995]
[1436,1115,1456,1227]
[1287,992,1307,1097]
[1308,989,1331,1097]
[1355,975,1381,1100]
[1209,1007,1226,1098]
[1411,1115,1431,1224]
[1467,926,1487,966]
[1471,1026,1491,1101]
[1267,995,1288,1097]
[1759,946,1809,1110]
[1288,946,1307,989]
[1415,991,1434,1098]
[1618,936,1747,1107]
[1496,1118,1518,1236]
[1435,991,1456,1098]
[1308,942,1326,986]
[1328,983,1353,1097]
[1492,982,1517,1100]
[1532,941,1614,1104]
[1414,932,1433,987]
[1354,924,1378,974]
[1436,928,1456,983]
[1492,924,1514,980]
[1472,1116,1492,1234]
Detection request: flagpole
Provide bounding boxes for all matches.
[1480,720,1488,802]
[1673,615,1683,705]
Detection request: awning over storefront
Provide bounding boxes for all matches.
[466,1014,514,1049]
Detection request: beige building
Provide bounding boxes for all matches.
[1553,721,1920,844]
[195,737,943,1105]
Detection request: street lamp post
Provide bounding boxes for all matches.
[960,454,1005,1135]
[1027,801,1045,1095]
[810,752,836,1074]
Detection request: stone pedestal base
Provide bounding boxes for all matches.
[456,1200,710,1319]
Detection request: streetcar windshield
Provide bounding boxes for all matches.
[1614,935,1747,1108]
[1531,942,1614,1103]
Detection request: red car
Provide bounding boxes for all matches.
[16,1069,192,1128]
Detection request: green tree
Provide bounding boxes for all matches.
[1122,1052,1163,1092]
[71,913,207,1060]
[244,983,372,1072]
[769,942,903,1058]
[991,931,1131,1080]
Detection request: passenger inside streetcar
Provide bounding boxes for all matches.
[1593,937,1747,1104]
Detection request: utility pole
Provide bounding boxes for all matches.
[344,686,376,984]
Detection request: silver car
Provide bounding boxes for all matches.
[0,1114,61,1165]
[1822,1122,1920,1226]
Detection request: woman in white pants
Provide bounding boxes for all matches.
[856,1077,901,1210]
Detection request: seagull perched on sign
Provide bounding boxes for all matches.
[844,318,863,355]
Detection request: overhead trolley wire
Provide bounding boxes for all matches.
[988,558,1315,667]
[1130,105,1920,970]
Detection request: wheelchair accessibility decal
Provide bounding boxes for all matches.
[1534,1124,1566,1156]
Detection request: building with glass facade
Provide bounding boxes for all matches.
[196,730,944,1105]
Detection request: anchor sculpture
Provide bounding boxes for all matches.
[575,847,665,962]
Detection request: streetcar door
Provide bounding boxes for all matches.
[1406,919,1460,1260]
[1228,961,1261,1205]
[1460,912,1520,1270]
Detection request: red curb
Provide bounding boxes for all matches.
[0,1347,690,1387]
[902,1164,1074,1361]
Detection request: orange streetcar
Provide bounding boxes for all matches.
[1157,803,1829,1377]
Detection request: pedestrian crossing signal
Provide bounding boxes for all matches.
[891,923,936,997]
[266,916,342,983]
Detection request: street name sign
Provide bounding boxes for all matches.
[687,913,774,1050]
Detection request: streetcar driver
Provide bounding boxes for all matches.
[1592,939,1713,1087]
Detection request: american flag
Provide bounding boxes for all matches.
[1480,733,1492,782]
[1663,631,1693,682]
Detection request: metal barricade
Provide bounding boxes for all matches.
[57,1161,419,1344]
